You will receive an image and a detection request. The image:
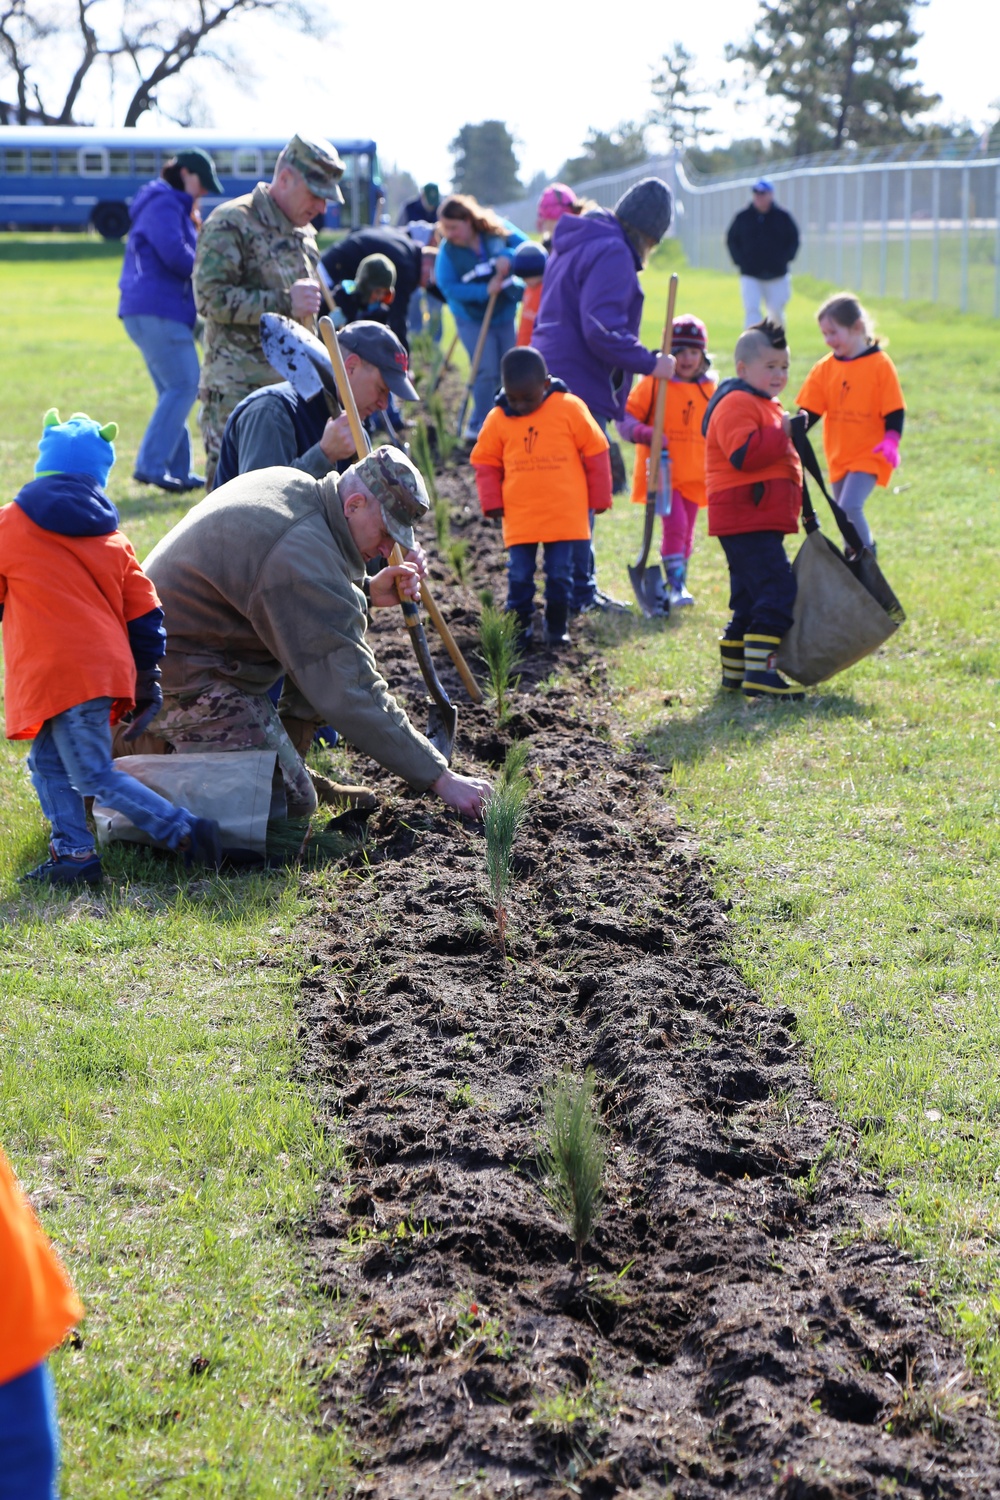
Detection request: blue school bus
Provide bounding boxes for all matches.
[0,126,384,238]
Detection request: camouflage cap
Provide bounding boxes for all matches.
[280,132,346,203]
[354,445,429,552]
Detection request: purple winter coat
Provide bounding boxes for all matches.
[118,180,198,327]
[531,210,657,423]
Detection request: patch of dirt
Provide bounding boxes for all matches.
[299,460,1000,1497]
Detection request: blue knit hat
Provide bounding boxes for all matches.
[513,241,548,279]
[35,408,119,488]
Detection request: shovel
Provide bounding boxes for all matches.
[628,273,678,619]
[319,315,458,762]
[455,288,498,439]
[261,313,340,416]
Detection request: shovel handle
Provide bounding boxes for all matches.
[320,315,369,457]
[429,330,460,396]
[456,288,499,438]
[646,273,679,509]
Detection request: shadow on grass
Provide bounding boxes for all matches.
[641,687,869,769]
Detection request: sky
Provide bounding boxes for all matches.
[74,0,1000,188]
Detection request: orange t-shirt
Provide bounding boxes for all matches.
[626,374,716,507]
[0,1147,83,1384]
[796,347,905,487]
[516,281,543,347]
[470,391,609,547]
[0,502,159,740]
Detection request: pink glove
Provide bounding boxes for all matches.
[872,431,900,468]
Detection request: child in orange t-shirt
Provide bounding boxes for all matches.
[0,1143,84,1495]
[513,243,547,347]
[796,292,905,555]
[617,315,716,608]
[0,410,222,886]
[703,321,804,700]
[470,347,611,649]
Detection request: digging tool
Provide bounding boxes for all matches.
[261,313,340,415]
[428,330,460,396]
[628,273,678,619]
[319,315,458,760]
[455,288,498,439]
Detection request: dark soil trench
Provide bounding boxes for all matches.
[298,460,999,1498]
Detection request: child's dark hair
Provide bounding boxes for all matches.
[817,292,877,344]
[750,318,787,349]
[501,346,547,388]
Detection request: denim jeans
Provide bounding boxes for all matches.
[407,289,443,343]
[718,531,797,638]
[506,540,574,633]
[0,1362,59,1500]
[27,698,194,856]
[122,314,200,481]
[454,314,517,435]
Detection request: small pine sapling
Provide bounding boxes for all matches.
[478,605,522,725]
[427,391,455,462]
[482,747,529,954]
[411,420,440,506]
[448,538,470,583]
[538,1068,607,1272]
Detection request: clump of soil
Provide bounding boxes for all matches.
[299,461,999,1497]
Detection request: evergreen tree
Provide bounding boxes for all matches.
[559,121,647,185]
[650,44,718,153]
[449,121,521,204]
[726,0,940,155]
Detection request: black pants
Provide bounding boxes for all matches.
[718,531,796,638]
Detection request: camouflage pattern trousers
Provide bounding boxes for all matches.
[198,390,244,492]
[156,683,317,817]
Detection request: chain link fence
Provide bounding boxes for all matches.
[497,143,1000,318]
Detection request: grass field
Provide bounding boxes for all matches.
[1,232,999,1491]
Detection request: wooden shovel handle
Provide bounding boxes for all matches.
[646,273,679,508]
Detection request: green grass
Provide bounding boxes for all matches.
[593,246,1000,1391]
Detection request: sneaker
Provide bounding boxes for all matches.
[541,626,572,649]
[179,817,223,870]
[20,845,103,887]
[133,471,188,493]
[583,590,630,616]
[179,474,206,492]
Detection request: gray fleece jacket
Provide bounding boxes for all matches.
[143,466,447,790]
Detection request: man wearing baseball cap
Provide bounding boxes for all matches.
[726,178,800,328]
[212,321,418,490]
[143,447,491,819]
[193,132,346,488]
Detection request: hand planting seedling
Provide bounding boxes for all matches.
[478,605,523,726]
[537,1067,607,1272]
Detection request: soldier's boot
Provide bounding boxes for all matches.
[719,636,745,692]
[280,716,378,812]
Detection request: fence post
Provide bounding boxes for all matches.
[879,169,889,297]
[960,165,971,313]
[856,170,865,289]
[835,171,845,284]
[902,167,912,301]
[932,167,941,302]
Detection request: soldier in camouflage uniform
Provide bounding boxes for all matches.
[193,133,346,489]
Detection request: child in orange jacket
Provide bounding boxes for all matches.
[0,410,223,886]
[0,1143,84,1497]
[513,242,547,347]
[796,291,905,555]
[471,347,611,649]
[703,321,804,700]
[617,314,716,608]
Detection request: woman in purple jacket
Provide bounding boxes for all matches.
[118,148,222,493]
[532,178,674,613]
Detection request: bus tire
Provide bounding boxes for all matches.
[92,202,131,240]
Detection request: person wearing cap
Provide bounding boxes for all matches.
[531,177,675,614]
[536,182,580,248]
[212,321,419,491]
[118,147,224,494]
[513,241,547,348]
[726,179,800,328]
[397,182,441,227]
[143,446,491,819]
[330,253,397,329]
[320,225,441,351]
[193,132,346,489]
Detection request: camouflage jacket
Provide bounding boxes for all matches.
[194,183,320,402]
[142,468,447,792]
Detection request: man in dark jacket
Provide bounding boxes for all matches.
[397,183,440,226]
[320,227,439,350]
[726,178,800,327]
[532,177,675,613]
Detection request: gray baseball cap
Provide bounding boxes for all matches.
[354,445,429,552]
[280,133,345,202]
[339,321,419,401]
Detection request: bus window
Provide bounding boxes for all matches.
[29,150,54,175]
[80,149,107,176]
[109,150,131,176]
[56,151,78,176]
[236,149,259,177]
[262,149,279,175]
[213,150,233,175]
[133,151,157,176]
[4,150,26,175]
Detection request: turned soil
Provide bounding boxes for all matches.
[299,460,999,1498]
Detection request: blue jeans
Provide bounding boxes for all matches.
[122,314,200,481]
[28,698,194,857]
[407,289,442,343]
[0,1362,59,1500]
[718,531,797,638]
[454,314,517,435]
[506,540,574,634]
[570,512,598,613]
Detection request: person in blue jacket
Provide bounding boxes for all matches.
[434,193,525,439]
[118,148,223,494]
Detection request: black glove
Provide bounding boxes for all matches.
[123,666,163,741]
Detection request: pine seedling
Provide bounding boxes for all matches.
[479,605,522,725]
[434,496,451,550]
[448,538,470,583]
[499,738,530,789]
[428,391,455,461]
[538,1069,607,1271]
[411,420,440,506]
[482,763,529,954]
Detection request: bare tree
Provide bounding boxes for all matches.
[0,0,322,128]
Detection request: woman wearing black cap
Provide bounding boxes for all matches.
[118,148,224,494]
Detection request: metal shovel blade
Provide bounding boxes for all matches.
[425,699,458,763]
[627,561,670,619]
[260,314,339,406]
